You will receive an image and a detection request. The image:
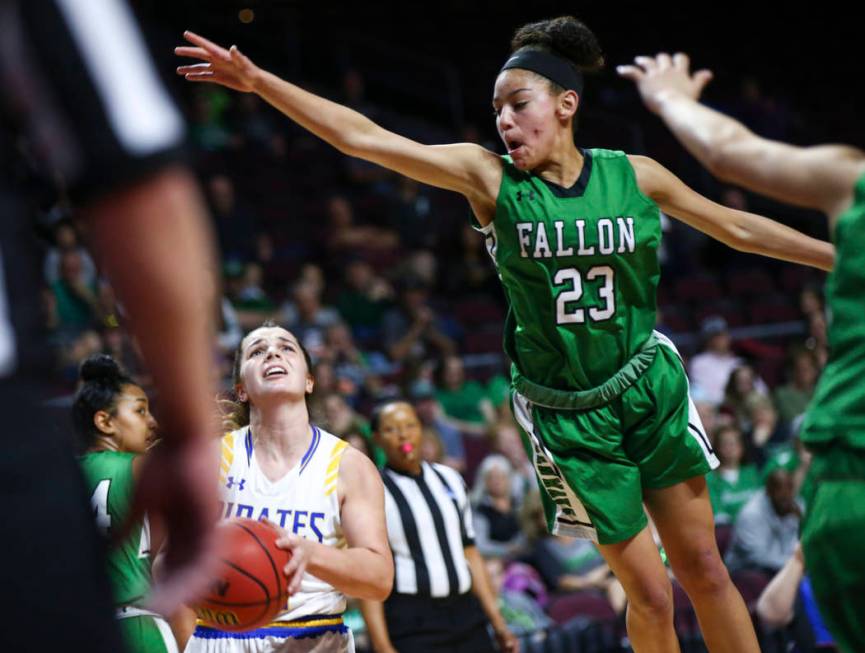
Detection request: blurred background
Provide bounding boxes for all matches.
[22,1,861,650]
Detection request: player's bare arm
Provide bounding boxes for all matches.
[276,446,392,601]
[618,53,865,220]
[630,155,835,272]
[176,32,502,222]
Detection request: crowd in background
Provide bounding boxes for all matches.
[35,66,831,651]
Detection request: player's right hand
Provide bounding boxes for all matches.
[176,31,260,93]
[134,439,221,616]
[616,53,714,114]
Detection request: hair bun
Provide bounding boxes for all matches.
[79,354,124,384]
[511,16,604,73]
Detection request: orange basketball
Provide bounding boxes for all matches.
[195,518,291,632]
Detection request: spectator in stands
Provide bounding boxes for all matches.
[726,467,801,574]
[232,262,275,316]
[689,316,742,406]
[279,279,341,359]
[435,354,496,437]
[763,426,814,502]
[774,348,819,425]
[382,276,455,365]
[411,379,466,472]
[520,492,626,615]
[335,258,393,344]
[419,428,446,465]
[388,177,436,250]
[311,360,337,397]
[444,223,501,299]
[233,93,277,150]
[217,296,244,356]
[486,558,554,638]
[756,544,836,651]
[324,195,398,257]
[721,364,768,431]
[207,173,258,261]
[321,392,372,439]
[707,425,761,525]
[798,284,824,322]
[323,321,385,401]
[43,219,97,287]
[471,455,527,559]
[490,420,534,507]
[745,394,787,453]
[51,249,106,337]
[805,310,829,369]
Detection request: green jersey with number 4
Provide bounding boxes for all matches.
[477,148,661,390]
[80,450,152,606]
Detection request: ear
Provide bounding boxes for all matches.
[557,90,579,121]
[305,374,314,395]
[235,384,248,403]
[93,410,114,435]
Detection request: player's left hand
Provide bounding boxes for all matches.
[494,624,520,653]
[616,53,713,114]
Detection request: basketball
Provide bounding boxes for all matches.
[195,518,292,632]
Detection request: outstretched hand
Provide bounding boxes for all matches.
[176,31,260,92]
[617,53,713,114]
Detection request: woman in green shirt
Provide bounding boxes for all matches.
[707,425,761,525]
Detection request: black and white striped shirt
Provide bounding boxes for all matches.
[381,461,475,598]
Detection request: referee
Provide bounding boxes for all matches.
[360,401,518,653]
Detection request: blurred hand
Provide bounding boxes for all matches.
[413,306,434,328]
[135,439,220,616]
[494,624,519,653]
[617,53,713,114]
[176,31,261,93]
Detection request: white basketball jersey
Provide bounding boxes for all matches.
[218,425,348,621]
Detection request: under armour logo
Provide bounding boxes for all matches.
[227,476,246,491]
[516,190,536,202]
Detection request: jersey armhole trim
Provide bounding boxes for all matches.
[323,439,348,497]
[622,154,664,215]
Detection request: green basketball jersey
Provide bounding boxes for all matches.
[477,149,662,390]
[80,450,152,606]
[802,171,865,448]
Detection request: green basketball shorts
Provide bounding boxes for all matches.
[511,331,718,545]
[800,444,865,653]
[117,608,179,653]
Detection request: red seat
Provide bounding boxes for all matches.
[727,268,776,296]
[671,581,700,639]
[547,591,616,625]
[749,298,800,324]
[453,299,504,326]
[715,524,733,557]
[462,435,491,486]
[731,569,771,608]
[675,276,723,303]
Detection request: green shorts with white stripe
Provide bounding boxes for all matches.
[116,608,179,653]
[511,332,718,545]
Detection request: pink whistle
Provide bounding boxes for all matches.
[400,443,414,454]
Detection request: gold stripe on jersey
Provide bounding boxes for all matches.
[195,615,343,629]
[219,432,236,485]
[323,440,348,496]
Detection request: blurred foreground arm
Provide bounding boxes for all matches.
[619,53,865,219]
[85,167,220,614]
